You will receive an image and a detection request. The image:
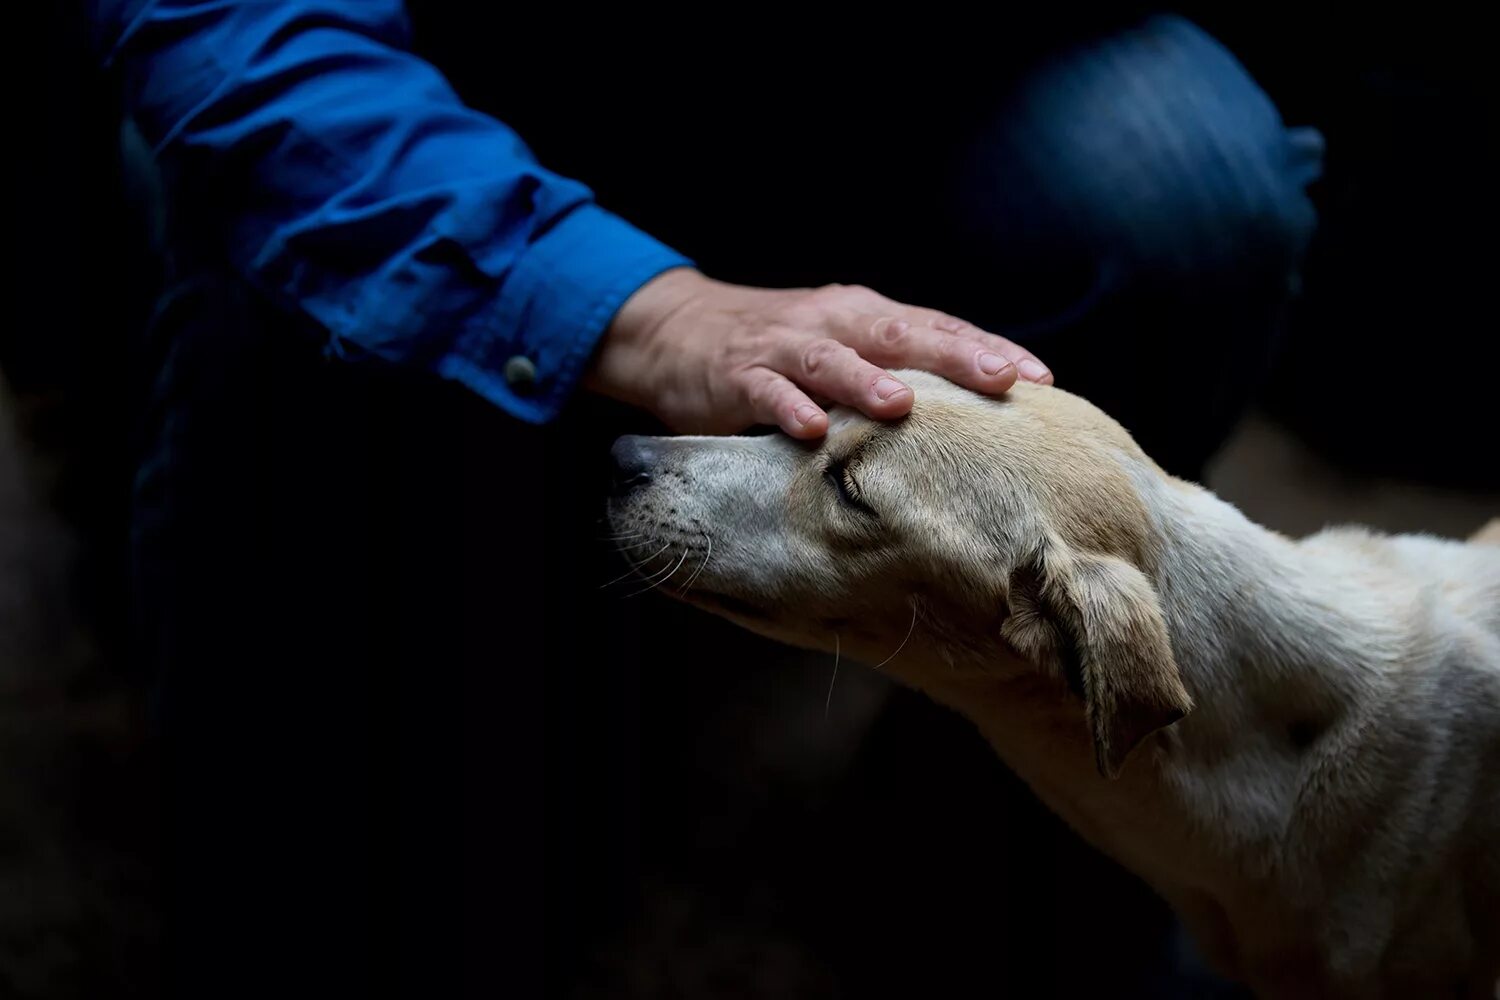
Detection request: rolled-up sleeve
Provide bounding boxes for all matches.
[92,0,691,422]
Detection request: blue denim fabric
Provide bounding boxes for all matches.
[936,14,1324,477]
[962,16,1323,285]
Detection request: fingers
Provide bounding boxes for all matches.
[915,314,1051,385]
[768,336,916,422]
[710,284,1054,439]
[738,366,829,439]
[843,294,1054,387]
[845,314,1022,394]
[949,324,1053,386]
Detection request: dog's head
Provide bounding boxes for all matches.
[606,372,1192,776]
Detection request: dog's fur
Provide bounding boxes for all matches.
[607,372,1500,998]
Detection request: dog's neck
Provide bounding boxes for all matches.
[1081,472,1415,885]
[916,469,1414,897]
[1140,474,1406,731]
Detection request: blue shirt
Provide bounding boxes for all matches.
[92,0,692,423]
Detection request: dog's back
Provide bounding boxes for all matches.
[1471,518,1500,547]
[1292,521,1500,996]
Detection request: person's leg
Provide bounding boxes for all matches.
[925,13,1324,479]
[133,279,380,997]
[128,215,656,1000]
[125,199,571,997]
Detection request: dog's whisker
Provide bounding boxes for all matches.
[824,634,841,722]
[677,532,713,596]
[612,537,665,553]
[625,549,690,598]
[599,542,670,588]
[873,600,919,670]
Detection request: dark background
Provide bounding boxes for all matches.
[4,4,1496,997]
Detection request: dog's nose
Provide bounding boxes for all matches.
[610,435,658,495]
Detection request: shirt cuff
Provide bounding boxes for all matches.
[440,204,692,423]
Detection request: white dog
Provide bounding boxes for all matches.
[606,372,1500,999]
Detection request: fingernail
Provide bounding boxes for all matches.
[978,352,1011,376]
[873,377,909,401]
[934,318,966,333]
[794,404,821,426]
[1018,359,1050,382]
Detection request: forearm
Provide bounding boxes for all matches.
[94,0,689,421]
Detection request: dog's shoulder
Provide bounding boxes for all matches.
[1298,524,1500,661]
[1470,518,1500,547]
[1300,523,1500,581]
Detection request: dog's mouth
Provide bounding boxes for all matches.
[606,511,772,621]
[606,522,728,602]
[687,589,771,621]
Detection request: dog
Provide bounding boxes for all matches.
[606,372,1500,999]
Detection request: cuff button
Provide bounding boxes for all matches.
[504,355,539,395]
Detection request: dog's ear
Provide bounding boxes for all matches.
[1001,538,1192,778]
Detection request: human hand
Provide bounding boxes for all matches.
[586,269,1052,438]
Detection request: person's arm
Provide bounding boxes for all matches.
[92,0,688,423]
[93,0,1051,438]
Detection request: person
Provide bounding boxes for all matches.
[89,2,1322,996]
[95,1,1056,441]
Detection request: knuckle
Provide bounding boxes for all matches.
[814,283,855,308]
[933,313,970,334]
[943,336,975,367]
[874,316,908,348]
[800,339,846,375]
[724,338,759,367]
[741,372,776,410]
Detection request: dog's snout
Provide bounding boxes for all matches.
[610,435,659,495]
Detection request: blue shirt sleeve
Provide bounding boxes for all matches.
[91,0,692,422]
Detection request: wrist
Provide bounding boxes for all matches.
[586,267,710,407]
[608,267,711,343]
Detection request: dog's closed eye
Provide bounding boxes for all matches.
[824,460,877,517]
